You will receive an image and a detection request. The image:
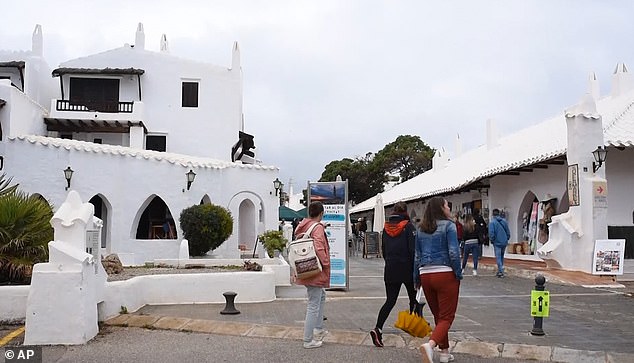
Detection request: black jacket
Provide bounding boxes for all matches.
[381,214,416,284]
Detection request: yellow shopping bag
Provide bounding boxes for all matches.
[394,310,432,338]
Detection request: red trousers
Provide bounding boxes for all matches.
[420,271,460,349]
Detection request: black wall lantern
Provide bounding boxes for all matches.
[273,177,282,196]
[186,169,196,190]
[592,146,608,173]
[63,166,74,190]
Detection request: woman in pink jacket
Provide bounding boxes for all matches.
[293,201,330,349]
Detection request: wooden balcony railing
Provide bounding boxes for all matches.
[56,100,134,113]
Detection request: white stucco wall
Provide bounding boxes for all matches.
[0,51,57,110]
[24,55,57,110]
[0,81,48,138]
[54,46,243,160]
[606,147,634,226]
[490,164,568,241]
[2,137,280,265]
[99,267,277,320]
[0,286,29,322]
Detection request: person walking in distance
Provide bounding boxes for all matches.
[461,214,480,276]
[453,212,464,261]
[489,208,511,277]
[293,201,330,348]
[415,197,463,363]
[370,202,419,347]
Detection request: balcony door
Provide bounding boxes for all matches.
[70,77,120,112]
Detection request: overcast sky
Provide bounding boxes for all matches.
[3,1,634,195]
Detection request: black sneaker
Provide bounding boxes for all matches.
[370,328,383,347]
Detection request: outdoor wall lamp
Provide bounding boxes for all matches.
[186,169,196,190]
[63,166,74,190]
[273,177,282,196]
[592,146,608,173]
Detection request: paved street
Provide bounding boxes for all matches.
[37,326,546,363]
[2,254,633,362]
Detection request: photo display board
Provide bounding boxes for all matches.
[308,181,349,289]
[592,239,626,275]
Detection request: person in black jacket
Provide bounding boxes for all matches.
[461,214,480,276]
[370,202,419,347]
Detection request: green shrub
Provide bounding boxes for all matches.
[0,190,54,284]
[259,230,288,257]
[179,204,233,256]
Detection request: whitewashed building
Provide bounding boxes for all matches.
[0,24,280,265]
[351,68,634,272]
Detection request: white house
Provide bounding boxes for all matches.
[0,24,280,265]
[350,68,634,273]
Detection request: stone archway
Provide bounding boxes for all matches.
[517,190,539,246]
[132,195,178,240]
[239,199,257,251]
[559,190,570,214]
[89,194,112,251]
[200,194,211,205]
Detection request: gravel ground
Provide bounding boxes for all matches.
[106,266,244,281]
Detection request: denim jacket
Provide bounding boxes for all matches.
[414,219,463,281]
[489,216,511,248]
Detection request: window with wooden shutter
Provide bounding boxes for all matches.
[182,81,199,107]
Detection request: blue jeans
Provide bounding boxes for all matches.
[494,245,507,274]
[304,286,326,342]
[461,243,479,270]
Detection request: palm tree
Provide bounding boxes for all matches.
[0,191,54,284]
[0,173,18,197]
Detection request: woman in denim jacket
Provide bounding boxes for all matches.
[415,197,463,363]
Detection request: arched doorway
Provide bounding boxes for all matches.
[200,194,211,205]
[517,190,539,254]
[89,194,112,250]
[238,199,256,251]
[559,190,570,214]
[133,195,178,239]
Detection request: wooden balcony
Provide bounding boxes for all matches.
[56,99,134,113]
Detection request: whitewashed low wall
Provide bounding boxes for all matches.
[153,257,291,287]
[1,258,289,322]
[98,267,277,320]
[0,286,30,323]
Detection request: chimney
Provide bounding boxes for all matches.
[611,62,631,97]
[486,118,499,150]
[588,72,600,100]
[135,23,145,50]
[432,147,450,171]
[32,24,43,56]
[454,133,462,158]
[231,41,241,71]
[160,34,169,53]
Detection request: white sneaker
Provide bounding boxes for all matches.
[420,343,434,363]
[314,328,328,341]
[303,339,323,349]
[472,270,478,276]
[439,352,455,362]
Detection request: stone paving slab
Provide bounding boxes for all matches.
[501,343,552,361]
[179,319,216,333]
[104,314,131,326]
[152,317,191,331]
[207,321,254,336]
[124,314,160,328]
[246,324,289,339]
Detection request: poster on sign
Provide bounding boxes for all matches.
[308,181,349,289]
[592,239,626,275]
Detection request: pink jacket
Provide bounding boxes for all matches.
[293,218,330,288]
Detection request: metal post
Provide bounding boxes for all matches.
[220,291,240,315]
[530,274,546,336]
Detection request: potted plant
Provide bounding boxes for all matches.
[259,230,288,258]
